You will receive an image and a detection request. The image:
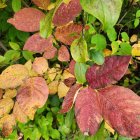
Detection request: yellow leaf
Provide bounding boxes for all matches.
[0,114,16,137]
[105,122,115,134]
[63,0,71,4]
[47,68,57,81]
[132,44,140,56]
[3,89,17,99]
[0,64,29,89]
[13,102,28,123]
[0,1,6,9]
[58,82,70,98]
[62,69,74,80]
[48,81,59,95]
[0,98,14,118]
[103,49,112,56]
[130,34,138,43]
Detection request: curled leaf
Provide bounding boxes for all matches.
[60,84,81,113]
[7,8,45,32]
[99,86,140,138]
[58,45,70,62]
[17,77,49,120]
[54,23,83,45]
[86,56,131,89]
[69,59,76,75]
[75,87,103,135]
[33,57,48,75]
[23,33,53,53]
[53,0,82,26]
[0,98,14,118]
[0,64,29,89]
[32,0,50,10]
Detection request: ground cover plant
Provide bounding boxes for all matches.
[0,0,140,139]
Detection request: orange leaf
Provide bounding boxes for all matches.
[32,0,50,10]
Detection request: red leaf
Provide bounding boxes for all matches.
[54,23,83,45]
[60,84,82,113]
[75,87,103,135]
[69,59,76,75]
[86,56,131,89]
[43,46,57,59]
[7,8,45,32]
[64,77,76,87]
[53,0,82,26]
[32,0,50,10]
[99,86,140,138]
[16,77,49,120]
[23,33,53,53]
[58,45,70,62]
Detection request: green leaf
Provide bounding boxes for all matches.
[74,62,88,84]
[91,34,107,51]
[40,10,54,39]
[111,41,119,54]
[9,42,20,50]
[80,0,123,30]
[106,27,117,41]
[134,18,139,28]
[0,55,5,63]
[118,42,132,55]
[71,38,89,62]
[118,136,132,140]
[22,50,34,61]
[50,129,60,139]
[136,10,140,18]
[12,0,21,12]
[4,50,20,62]
[121,32,129,42]
[89,50,104,65]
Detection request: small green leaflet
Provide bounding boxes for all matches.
[106,27,117,42]
[12,0,21,12]
[22,50,34,61]
[71,38,88,63]
[9,42,20,51]
[91,34,107,51]
[74,62,88,84]
[80,0,123,30]
[40,10,54,39]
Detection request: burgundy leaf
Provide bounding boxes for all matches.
[23,33,53,53]
[60,84,82,113]
[32,0,50,10]
[53,0,82,26]
[99,86,140,138]
[75,87,103,135]
[86,56,131,89]
[17,77,49,120]
[69,59,76,75]
[43,46,57,59]
[58,45,70,62]
[54,23,83,45]
[64,77,76,87]
[7,8,45,32]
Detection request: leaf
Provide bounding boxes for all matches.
[13,102,28,123]
[53,0,82,26]
[64,77,76,87]
[7,8,45,32]
[32,0,50,10]
[106,27,117,42]
[60,84,82,113]
[9,42,20,50]
[0,98,14,118]
[0,114,16,137]
[47,68,57,81]
[91,34,107,51]
[74,62,88,84]
[12,0,21,12]
[80,0,123,30]
[54,23,83,45]
[75,87,103,135]
[48,81,59,95]
[40,10,54,38]
[134,18,139,28]
[132,44,140,56]
[86,56,131,89]
[17,77,49,120]
[58,82,70,98]
[58,45,70,62]
[43,45,57,59]
[0,64,29,89]
[23,33,53,53]
[71,38,88,62]
[99,86,140,138]
[3,89,17,99]
[69,59,76,75]
[32,57,48,75]
[22,50,34,61]
[121,32,129,42]
[62,69,74,80]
